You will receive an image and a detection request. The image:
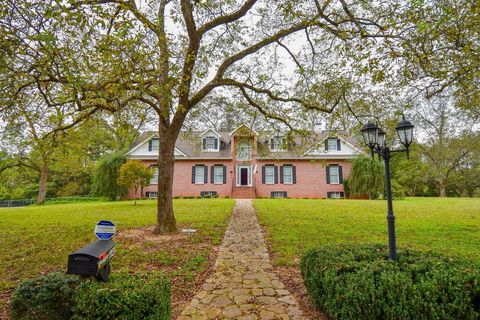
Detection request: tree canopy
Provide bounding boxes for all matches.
[2,0,479,232]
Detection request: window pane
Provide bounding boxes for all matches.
[328,139,337,151]
[271,137,283,150]
[195,166,204,184]
[283,166,292,184]
[150,167,158,184]
[151,139,159,151]
[237,140,251,160]
[214,166,223,184]
[329,166,339,184]
[204,137,217,150]
[265,166,274,184]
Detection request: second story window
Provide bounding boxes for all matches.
[203,136,219,151]
[326,138,341,151]
[270,136,284,151]
[237,140,251,160]
[148,139,159,151]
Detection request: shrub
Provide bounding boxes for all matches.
[73,274,171,320]
[9,272,81,320]
[301,244,480,320]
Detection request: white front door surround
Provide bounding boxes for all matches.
[236,165,252,187]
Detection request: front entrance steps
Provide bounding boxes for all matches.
[232,187,256,199]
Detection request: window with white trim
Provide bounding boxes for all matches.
[283,166,293,184]
[203,136,218,151]
[213,166,223,184]
[270,136,284,151]
[195,166,205,184]
[150,166,158,184]
[327,191,344,199]
[236,140,251,160]
[327,138,338,151]
[147,191,158,198]
[271,191,287,198]
[329,165,340,184]
[265,166,275,184]
[151,139,159,151]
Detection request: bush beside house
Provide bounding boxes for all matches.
[301,244,480,320]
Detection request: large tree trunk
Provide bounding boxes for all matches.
[439,179,447,197]
[154,128,178,234]
[37,162,48,204]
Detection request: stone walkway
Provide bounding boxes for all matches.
[178,200,307,320]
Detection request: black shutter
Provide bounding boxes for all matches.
[223,166,227,184]
[325,139,329,151]
[214,138,218,150]
[262,166,266,184]
[148,140,152,151]
[340,192,345,198]
[292,166,297,184]
[337,139,341,151]
[274,166,278,184]
[339,166,343,183]
[202,138,206,150]
[327,192,332,198]
[326,166,330,184]
[280,166,284,184]
[211,166,215,183]
[204,166,208,183]
[192,166,196,184]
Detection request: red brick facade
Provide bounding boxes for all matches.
[127,125,359,199]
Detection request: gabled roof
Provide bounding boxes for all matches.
[126,127,362,160]
[303,134,364,156]
[200,128,221,138]
[126,132,187,157]
[229,124,258,136]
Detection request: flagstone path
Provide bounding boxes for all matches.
[178,199,308,320]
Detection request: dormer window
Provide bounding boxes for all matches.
[325,138,341,151]
[148,138,159,151]
[202,136,219,151]
[269,136,284,151]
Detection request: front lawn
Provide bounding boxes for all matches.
[0,198,234,315]
[254,197,480,266]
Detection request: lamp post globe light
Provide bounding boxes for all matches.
[360,116,414,261]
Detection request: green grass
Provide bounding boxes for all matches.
[254,197,480,266]
[0,199,234,310]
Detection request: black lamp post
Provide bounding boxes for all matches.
[360,116,414,261]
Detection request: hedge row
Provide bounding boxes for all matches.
[301,244,480,320]
[9,272,171,320]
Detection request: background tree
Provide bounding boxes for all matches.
[349,155,385,200]
[92,153,127,201]
[117,160,154,205]
[414,96,477,197]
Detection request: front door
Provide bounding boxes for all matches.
[240,168,249,185]
[236,165,252,186]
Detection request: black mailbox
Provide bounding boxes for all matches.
[67,240,115,282]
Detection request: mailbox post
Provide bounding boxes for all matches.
[67,220,116,282]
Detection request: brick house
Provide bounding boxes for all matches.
[126,124,362,199]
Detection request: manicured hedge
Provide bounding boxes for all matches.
[10,273,171,320]
[301,244,480,320]
[73,274,171,320]
[9,272,81,320]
